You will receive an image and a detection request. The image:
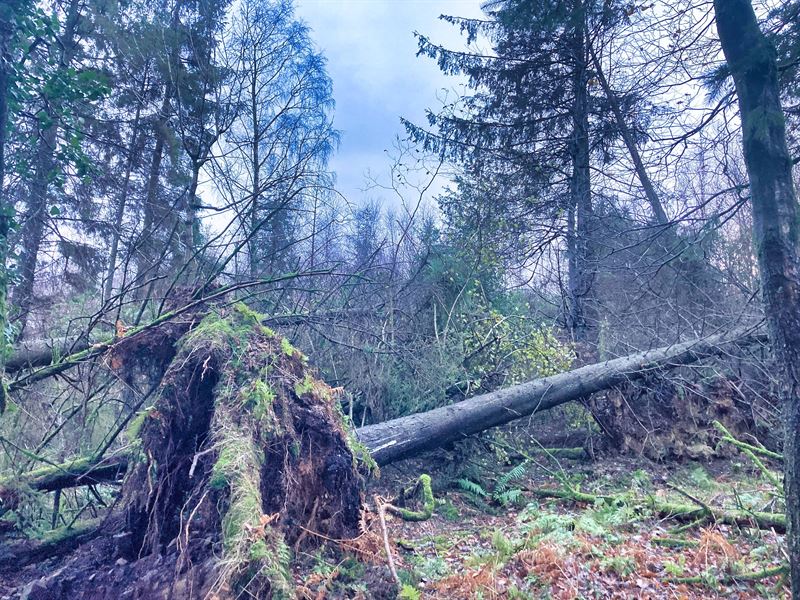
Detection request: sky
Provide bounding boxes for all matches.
[293,0,484,207]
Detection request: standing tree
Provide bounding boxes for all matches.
[408,0,665,360]
[217,0,336,282]
[714,0,800,593]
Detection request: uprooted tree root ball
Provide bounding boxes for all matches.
[2,304,372,598]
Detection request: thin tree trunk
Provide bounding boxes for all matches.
[0,3,18,410]
[13,124,56,338]
[103,98,144,305]
[587,40,668,226]
[12,0,81,338]
[134,92,169,288]
[248,56,261,280]
[713,1,800,594]
[178,163,201,268]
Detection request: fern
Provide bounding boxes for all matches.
[495,488,524,506]
[494,460,529,495]
[456,478,488,497]
[398,584,421,600]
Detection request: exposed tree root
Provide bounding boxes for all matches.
[666,564,788,585]
[1,304,370,598]
[385,474,435,522]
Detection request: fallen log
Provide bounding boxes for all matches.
[531,486,786,533]
[4,308,378,375]
[357,326,766,465]
[3,327,765,494]
[0,455,129,496]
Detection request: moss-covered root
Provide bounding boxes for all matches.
[666,564,788,586]
[712,420,783,489]
[211,408,292,598]
[122,303,363,595]
[386,474,434,522]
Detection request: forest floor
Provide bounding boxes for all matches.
[0,446,787,599]
[337,453,788,599]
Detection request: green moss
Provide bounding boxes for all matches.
[293,373,314,397]
[390,474,435,521]
[437,499,460,521]
[222,484,261,551]
[125,406,154,440]
[37,519,100,544]
[281,337,296,356]
[348,431,379,477]
[249,538,269,561]
[178,304,271,361]
[233,303,277,338]
[242,380,275,422]
[210,438,250,490]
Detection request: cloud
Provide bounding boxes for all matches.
[294,0,483,205]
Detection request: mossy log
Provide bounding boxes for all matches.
[0,519,103,567]
[531,486,786,533]
[0,455,128,495]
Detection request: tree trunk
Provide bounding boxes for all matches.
[134,91,169,290]
[103,96,144,305]
[587,40,668,226]
[568,1,599,362]
[13,124,55,338]
[357,327,763,465]
[0,2,19,407]
[12,0,82,338]
[713,1,800,594]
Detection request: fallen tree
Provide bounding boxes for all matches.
[1,305,367,597]
[1,324,766,498]
[357,326,767,465]
[0,309,774,598]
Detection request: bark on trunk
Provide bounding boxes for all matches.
[587,40,668,226]
[0,3,18,402]
[103,94,144,305]
[713,1,800,594]
[133,91,170,290]
[12,0,82,339]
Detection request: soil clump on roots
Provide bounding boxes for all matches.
[0,304,368,598]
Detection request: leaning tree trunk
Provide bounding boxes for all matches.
[713,1,800,594]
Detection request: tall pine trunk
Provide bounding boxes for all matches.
[568,0,599,363]
[0,2,19,410]
[713,0,800,593]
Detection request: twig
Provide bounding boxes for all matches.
[375,495,400,587]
